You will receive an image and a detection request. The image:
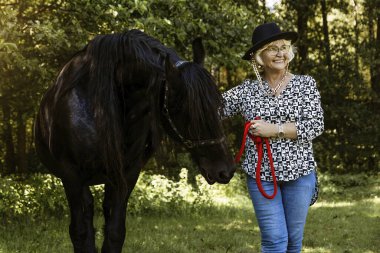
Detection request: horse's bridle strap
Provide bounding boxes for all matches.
[162,81,225,149]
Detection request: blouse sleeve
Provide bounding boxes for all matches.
[295,76,324,142]
[221,83,245,119]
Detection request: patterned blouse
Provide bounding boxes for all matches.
[222,75,324,182]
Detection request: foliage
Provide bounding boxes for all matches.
[318,171,380,202]
[0,169,250,221]
[0,174,67,220]
[0,0,261,174]
[0,0,379,176]
[1,169,378,222]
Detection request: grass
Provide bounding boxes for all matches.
[0,173,379,253]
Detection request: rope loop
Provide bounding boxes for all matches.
[235,117,278,199]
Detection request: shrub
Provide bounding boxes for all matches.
[0,169,249,220]
[0,174,68,221]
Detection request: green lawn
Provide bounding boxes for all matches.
[0,174,379,253]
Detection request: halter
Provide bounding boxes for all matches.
[161,80,225,149]
[174,60,188,68]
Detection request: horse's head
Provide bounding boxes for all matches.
[162,39,235,184]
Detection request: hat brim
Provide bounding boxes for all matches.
[242,32,298,60]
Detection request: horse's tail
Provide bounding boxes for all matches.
[86,34,128,188]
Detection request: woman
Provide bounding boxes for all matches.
[222,22,324,253]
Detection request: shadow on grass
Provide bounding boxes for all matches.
[121,206,260,253]
[121,199,379,253]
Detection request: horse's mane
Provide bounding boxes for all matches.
[51,30,178,185]
[56,29,178,96]
[122,29,179,72]
[176,63,223,140]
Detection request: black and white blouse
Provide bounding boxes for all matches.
[222,75,324,182]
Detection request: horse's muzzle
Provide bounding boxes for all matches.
[199,166,235,185]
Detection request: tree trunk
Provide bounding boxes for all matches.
[262,0,267,22]
[298,12,308,74]
[367,1,375,86]
[16,111,27,173]
[366,0,380,95]
[321,0,332,77]
[217,66,221,85]
[288,0,312,74]
[373,2,380,95]
[352,0,360,78]
[1,100,16,174]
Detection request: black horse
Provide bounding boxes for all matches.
[34,29,235,253]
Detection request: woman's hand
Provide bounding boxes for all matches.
[250,119,277,138]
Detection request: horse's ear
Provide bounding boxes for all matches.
[165,54,174,73]
[192,37,205,66]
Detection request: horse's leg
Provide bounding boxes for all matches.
[101,183,127,253]
[102,183,112,229]
[63,179,88,253]
[82,186,97,253]
[101,169,141,253]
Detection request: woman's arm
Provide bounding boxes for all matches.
[220,81,247,119]
[249,121,297,139]
[250,76,324,140]
[294,76,324,142]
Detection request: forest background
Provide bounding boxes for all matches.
[0,1,379,252]
[1,0,378,178]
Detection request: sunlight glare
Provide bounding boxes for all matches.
[303,247,332,253]
[266,0,281,10]
[312,201,355,208]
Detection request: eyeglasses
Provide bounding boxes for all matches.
[264,45,291,55]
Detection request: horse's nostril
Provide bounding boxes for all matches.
[219,171,231,180]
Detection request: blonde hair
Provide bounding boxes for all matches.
[249,39,295,91]
[253,40,296,67]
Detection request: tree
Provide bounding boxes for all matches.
[0,0,379,176]
[321,0,332,78]
[284,0,318,74]
[365,0,380,95]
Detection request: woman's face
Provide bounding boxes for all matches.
[260,40,291,72]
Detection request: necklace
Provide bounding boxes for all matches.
[249,60,289,96]
[268,71,288,95]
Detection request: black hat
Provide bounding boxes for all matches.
[242,22,298,60]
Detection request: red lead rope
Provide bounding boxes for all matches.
[235,117,278,199]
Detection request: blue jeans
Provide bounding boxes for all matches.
[247,171,316,253]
